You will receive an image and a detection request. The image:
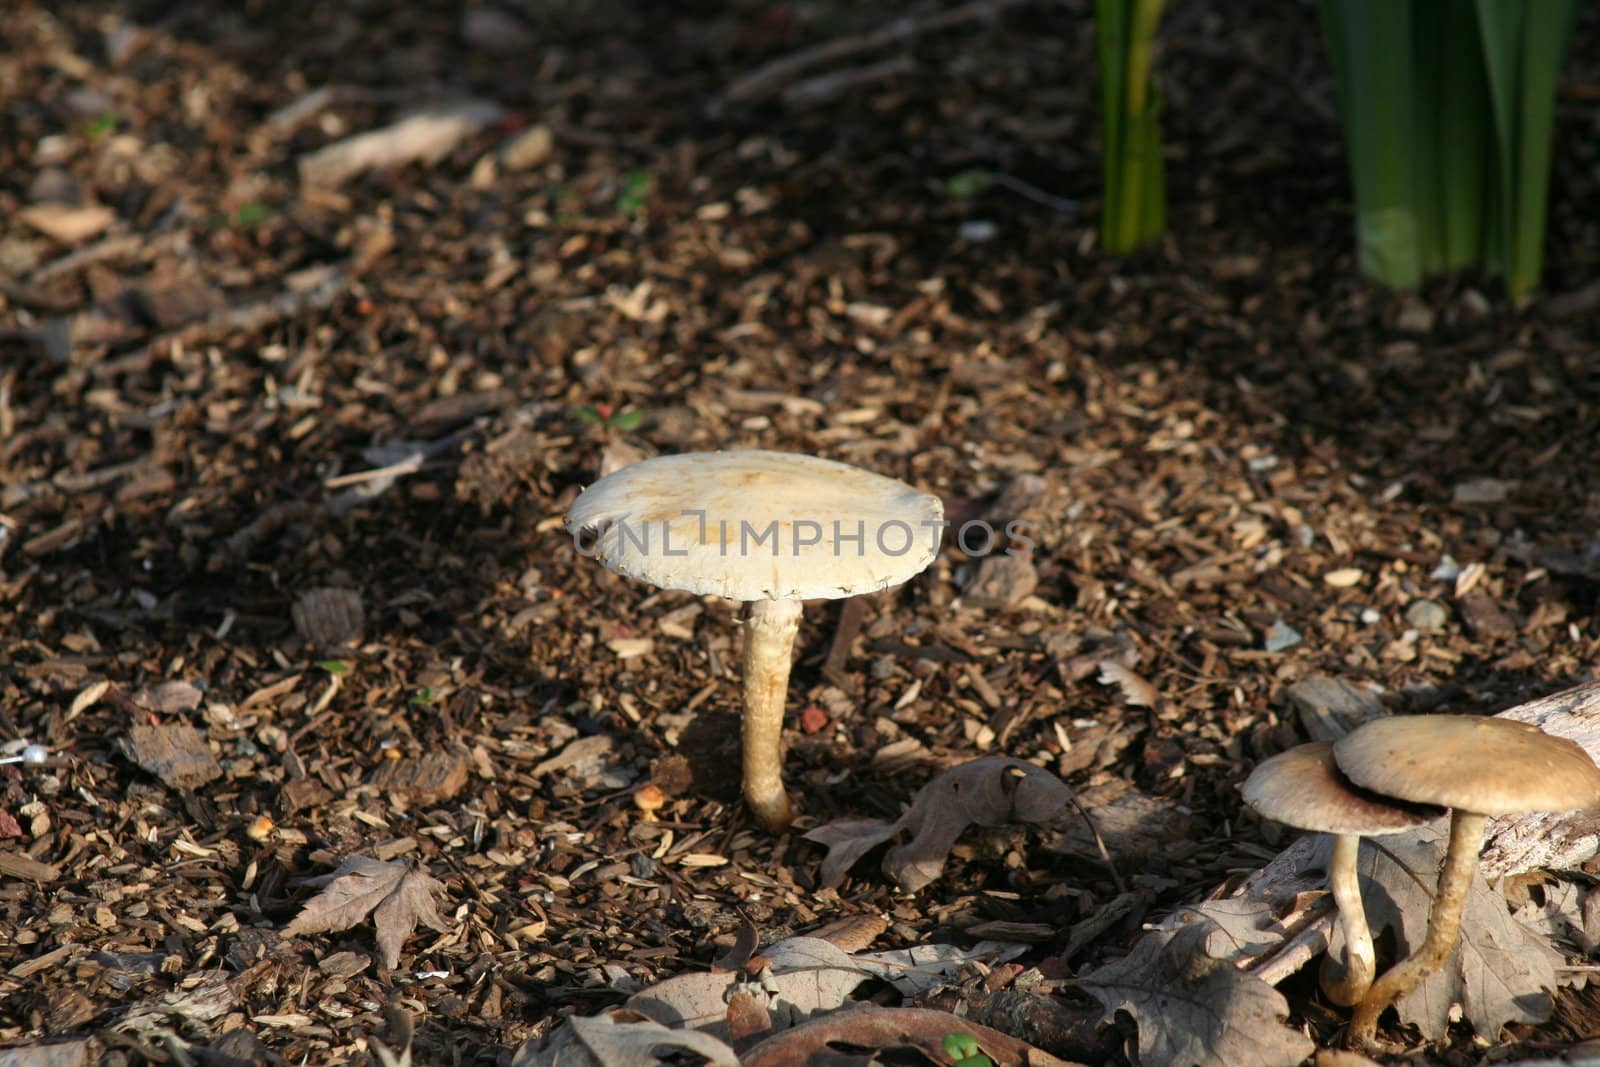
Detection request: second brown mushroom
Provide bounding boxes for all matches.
[1242,741,1440,1006]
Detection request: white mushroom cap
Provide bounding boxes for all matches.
[566,450,944,601]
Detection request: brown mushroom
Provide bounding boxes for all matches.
[1241,742,1441,1005]
[1333,715,1600,1045]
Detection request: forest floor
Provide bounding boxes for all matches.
[3,0,1600,1064]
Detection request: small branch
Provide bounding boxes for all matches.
[781,56,917,110]
[29,234,143,284]
[92,261,352,380]
[715,0,1036,113]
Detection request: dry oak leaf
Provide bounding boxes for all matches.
[738,1003,1080,1067]
[1511,878,1600,957]
[1345,826,1562,1041]
[805,757,1073,891]
[1076,922,1314,1067]
[511,1009,738,1067]
[283,855,449,968]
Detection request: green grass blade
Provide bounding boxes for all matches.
[1474,0,1523,277]
[1430,0,1489,269]
[1096,0,1166,253]
[1506,0,1574,297]
[1411,0,1446,272]
[1096,0,1129,250]
[1322,0,1422,289]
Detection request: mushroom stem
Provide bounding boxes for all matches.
[741,597,803,829]
[1347,810,1488,1046]
[1319,833,1376,1007]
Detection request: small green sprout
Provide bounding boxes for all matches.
[85,112,119,138]
[409,687,435,707]
[318,659,350,675]
[608,408,643,432]
[233,202,271,228]
[616,170,653,216]
[576,404,642,431]
[941,1033,993,1067]
[944,168,994,200]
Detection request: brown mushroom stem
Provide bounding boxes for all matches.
[1319,833,1376,1007]
[1348,810,1488,1046]
[742,598,803,829]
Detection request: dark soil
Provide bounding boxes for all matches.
[3,0,1600,1064]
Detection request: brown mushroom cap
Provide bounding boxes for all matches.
[1242,742,1442,835]
[1333,715,1600,816]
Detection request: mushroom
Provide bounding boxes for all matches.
[1241,742,1441,1006]
[1332,715,1600,1045]
[566,450,944,829]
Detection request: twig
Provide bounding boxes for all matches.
[821,597,868,687]
[209,501,321,572]
[29,234,144,284]
[989,173,1080,214]
[781,56,917,110]
[322,455,426,489]
[715,0,1037,112]
[93,261,352,380]
[1067,794,1127,895]
[264,83,446,136]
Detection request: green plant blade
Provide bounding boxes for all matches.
[1322,0,1422,289]
[1507,0,1573,297]
[1429,1,1489,269]
[1095,0,1167,253]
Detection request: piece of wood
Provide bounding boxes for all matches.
[0,851,60,883]
[369,749,472,804]
[1285,674,1390,741]
[119,721,223,790]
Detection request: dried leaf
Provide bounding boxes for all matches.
[511,1010,739,1067]
[725,988,772,1043]
[1351,827,1562,1040]
[625,952,868,1037]
[1160,895,1292,962]
[283,856,449,968]
[761,935,1029,997]
[853,940,1030,996]
[711,919,760,972]
[1076,922,1314,1067]
[739,1004,1075,1067]
[19,203,115,243]
[625,972,744,1034]
[1097,661,1158,708]
[531,734,615,781]
[804,913,888,953]
[802,818,899,888]
[130,680,204,713]
[0,1041,90,1067]
[1050,778,1192,868]
[628,934,1000,1039]
[806,757,1073,891]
